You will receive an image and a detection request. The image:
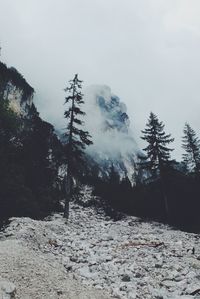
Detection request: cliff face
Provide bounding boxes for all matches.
[0,62,35,117]
[84,85,140,182]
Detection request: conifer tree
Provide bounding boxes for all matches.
[63,74,92,219]
[182,123,200,176]
[141,112,174,218]
[141,112,174,175]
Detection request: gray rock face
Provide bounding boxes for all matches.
[0,62,35,118]
[4,82,34,117]
[84,85,139,183]
[0,279,16,299]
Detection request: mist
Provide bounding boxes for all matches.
[83,85,139,158]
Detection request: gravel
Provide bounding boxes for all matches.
[0,194,200,299]
[0,239,112,299]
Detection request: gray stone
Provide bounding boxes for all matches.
[0,280,16,299]
[121,274,131,282]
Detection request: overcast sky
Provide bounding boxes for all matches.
[1,0,200,160]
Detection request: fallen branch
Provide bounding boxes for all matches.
[190,288,200,296]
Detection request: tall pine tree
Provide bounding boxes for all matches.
[182,123,200,176]
[141,112,174,218]
[63,74,92,219]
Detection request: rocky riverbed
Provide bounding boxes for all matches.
[0,201,200,299]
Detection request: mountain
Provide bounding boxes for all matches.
[84,85,140,183]
[0,62,139,184]
[0,61,63,220]
[0,62,35,117]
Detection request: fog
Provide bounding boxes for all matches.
[84,85,139,159]
[1,0,200,160]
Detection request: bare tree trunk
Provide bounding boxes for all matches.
[160,175,170,221]
[63,172,71,219]
[159,162,170,221]
[163,191,169,220]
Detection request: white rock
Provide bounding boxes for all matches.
[2,201,200,299]
[0,280,16,299]
[127,290,137,299]
[185,284,200,295]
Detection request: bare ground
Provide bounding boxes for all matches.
[0,239,112,299]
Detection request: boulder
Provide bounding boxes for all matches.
[0,280,16,299]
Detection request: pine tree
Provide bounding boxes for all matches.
[182,123,200,176]
[141,112,174,219]
[141,112,174,175]
[63,74,92,219]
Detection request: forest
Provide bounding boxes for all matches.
[0,63,200,233]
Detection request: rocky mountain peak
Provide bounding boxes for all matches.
[0,62,35,117]
[84,85,139,182]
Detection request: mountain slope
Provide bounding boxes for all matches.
[0,62,35,116]
[84,85,140,182]
[1,194,200,299]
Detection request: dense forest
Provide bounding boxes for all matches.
[0,62,200,232]
[89,114,200,232]
[0,62,64,223]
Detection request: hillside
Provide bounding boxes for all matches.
[0,61,35,116]
[0,61,63,221]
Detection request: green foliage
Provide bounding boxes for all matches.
[20,108,64,215]
[64,74,93,175]
[0,95,63,221]
[0,98,20,179]
[182,123,200,176]
[140,112,175,219]
[141,112,174,178]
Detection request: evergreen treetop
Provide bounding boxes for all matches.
[64,74,92,171]
[141,112,174,175]
[182,123,200,175]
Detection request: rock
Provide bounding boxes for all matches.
[168,296,194,299]
[0,280,16,299]
[78,266,98,279]
[2,202,200,299]
[155,262,163,268]
[127,290,137,299]
[161,279,177,288]
[191,261,200,270]
[121,274,131,282]
[185,285,200,295]
[135,272,143,278]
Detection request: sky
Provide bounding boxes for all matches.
[0,0,200,160]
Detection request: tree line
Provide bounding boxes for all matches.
[62,75,200,231]
[91,112,200,231]
[0,97,65,222]
[1,68,200,232]
[0,71,92,223]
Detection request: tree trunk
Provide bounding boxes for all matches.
[63,79,75,219]
[63,172,71,219]
[163,191,169,221]
[159,163,170,221]
[160,175,170,221]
